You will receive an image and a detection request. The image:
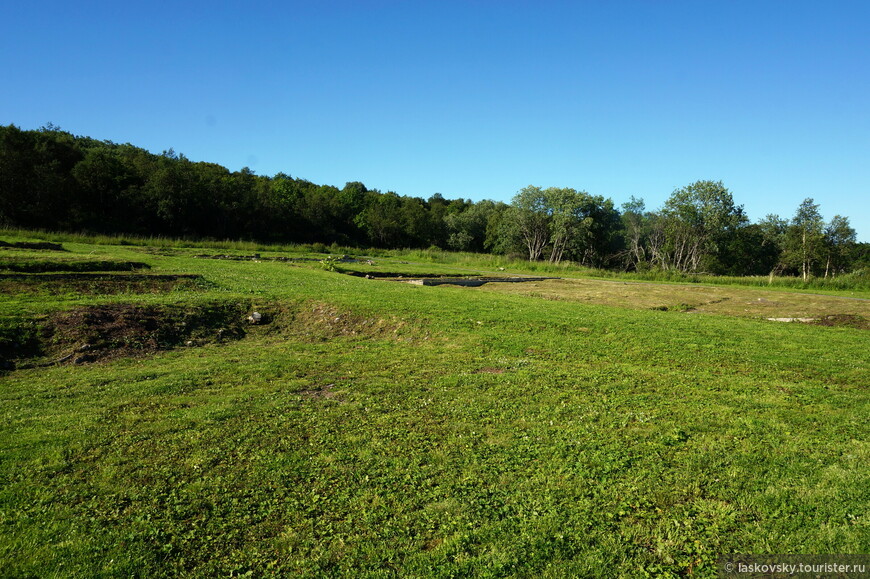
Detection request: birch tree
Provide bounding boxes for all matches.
[785,198,825,281]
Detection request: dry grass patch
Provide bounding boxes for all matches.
[284,300,413,341]
[477,278,870,322]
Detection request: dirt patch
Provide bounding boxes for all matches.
[650,303,695,312]
[1,299,415,371]
[810,314,869,330]
[475,367,506,374]
[0,273,207,295]
[35,301,251,365]
[299,383,339,400]
[0,240,66,251]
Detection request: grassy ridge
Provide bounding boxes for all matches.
[1,235,868,577]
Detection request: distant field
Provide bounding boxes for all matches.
[1,232,868,577]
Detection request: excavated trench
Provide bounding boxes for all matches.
[346,272,559,286]
[0,299,410,371]
[398,276,559,287]
[0,240,67,251]
[1,301,251,369]
[0,273,207,295]
[0,259,150,273]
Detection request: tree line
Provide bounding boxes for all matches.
[1,124,866,277]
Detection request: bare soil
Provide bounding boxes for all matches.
[299,383,339,400]
[811,314,870,330]
[39,301,250,364]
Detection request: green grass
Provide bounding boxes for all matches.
[0,227,357,255]
[4,227,867,293]
[1,233,868,577]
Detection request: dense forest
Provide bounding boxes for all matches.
[1,124,867,277]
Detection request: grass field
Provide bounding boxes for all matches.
[1,232,868,577]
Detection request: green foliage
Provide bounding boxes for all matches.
[823,215,857,277]
[444,200,505,253]
[783,198,825,281]
[1,126,865,279]
[507,186,555,262]
[505,186,623,266]
[318,255,344,272]
[653,180,746,273]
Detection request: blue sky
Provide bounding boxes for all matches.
[3,0,868,240]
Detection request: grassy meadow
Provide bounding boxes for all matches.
[1,232,868,577]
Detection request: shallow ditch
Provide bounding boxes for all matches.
[0,299,412,371]
[345,271,468,279]
[25,300,250,368]
[342,270,560,286]
[0,259,150,273]
[0,273,207,295]
[0,240,67,251]
[371,274,559,287]
[0,301,252,370]
[193,253,367,263]
[406,276,558,287]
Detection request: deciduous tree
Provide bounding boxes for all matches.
[823,215,856,277]
[784,198,825,281]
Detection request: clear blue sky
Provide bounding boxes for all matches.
[3,0,868,241]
